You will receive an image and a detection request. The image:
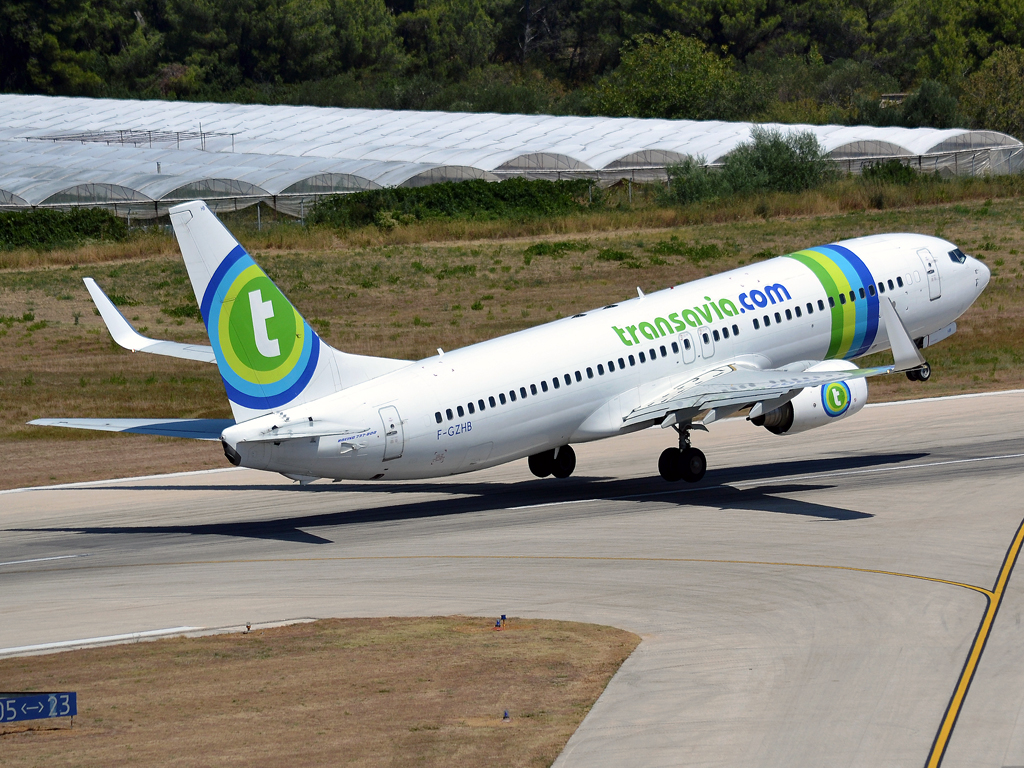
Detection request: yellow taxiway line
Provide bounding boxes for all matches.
[926,518,1024,767]
[10,538,1023,765]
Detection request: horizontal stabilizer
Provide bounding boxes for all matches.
[30,418,234,440]
[84,278,216,363]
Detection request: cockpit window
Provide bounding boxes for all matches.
[948,248,967,264]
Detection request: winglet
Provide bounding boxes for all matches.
[878,297,926,371]
[84,277,151,352]
[84,277,216,363]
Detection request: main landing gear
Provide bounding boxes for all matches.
[906,362,931,382]
[528,445,577,479]
[658,424,707,483]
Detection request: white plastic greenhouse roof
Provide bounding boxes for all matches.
[0,93,1020,214]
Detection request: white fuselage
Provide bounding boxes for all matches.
[222,234,989,481]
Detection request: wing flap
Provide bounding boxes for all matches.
[624,362,893,426]
[626,297,926,426]
[84,278,216,363]
[30,418,234,440]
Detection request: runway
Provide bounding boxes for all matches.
[2,390,1024,767]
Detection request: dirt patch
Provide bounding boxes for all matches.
[0,617,640,768]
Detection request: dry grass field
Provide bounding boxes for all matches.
[2,192,1023,489]
[0,617,640,767]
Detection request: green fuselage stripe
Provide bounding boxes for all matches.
[806,252,859,358]
[787,252,845,359]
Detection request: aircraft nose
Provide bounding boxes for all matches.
[976,258,991,291]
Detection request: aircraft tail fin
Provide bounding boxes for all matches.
[168,201,409,422]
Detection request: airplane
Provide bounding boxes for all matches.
[32,200,990,484]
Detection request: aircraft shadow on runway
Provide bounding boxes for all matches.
[15,453,925,544]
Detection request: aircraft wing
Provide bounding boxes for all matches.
[84,278,216,363]
[625,296,926,427]
[622,362,893,426]
[29,418,235,440]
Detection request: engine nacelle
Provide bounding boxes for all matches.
[751,360,867,435]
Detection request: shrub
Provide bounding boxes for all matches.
[0,208,128,251]
[596,248,631,261]
[162,304,203,320]
[647,238,723,262]
[309,178,597,229]
[664,156,729,204]
[861,159,919,185]
[721,127,839,194]
[107,293,141,307]
[435,264,476,279]
[523,240,589,256]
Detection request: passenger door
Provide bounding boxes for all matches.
[697,326,715,359]
[917,248,941,300]
[379,406,404,460]
[679,332,697,364]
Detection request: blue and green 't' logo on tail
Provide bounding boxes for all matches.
[200,245,320,410]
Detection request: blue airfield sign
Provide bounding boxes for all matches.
[0,693,77,723]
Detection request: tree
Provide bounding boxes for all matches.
[587,32,739,119]
[397,0,496,80]
[898,79,962,128]
[0,0,141,94]
[327,0,405,72]
[961,47,1024,138]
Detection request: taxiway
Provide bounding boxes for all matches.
[2,391,1023,767]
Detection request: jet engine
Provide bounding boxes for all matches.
[751,360,867,435]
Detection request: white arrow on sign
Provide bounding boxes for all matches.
[21,703,43,714]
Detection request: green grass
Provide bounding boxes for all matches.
[2,192,1024,487]
[5,174,1024,270]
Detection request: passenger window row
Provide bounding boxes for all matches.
[877,277,903,294]
[750,275,907,331]
[752,299,824,329]
[433,340,684,424]
[698,324,742,344]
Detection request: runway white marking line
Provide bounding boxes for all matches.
[5,391,1022,497]
[508,452,1024,510]
[732,452,1024,488]
[0,627,203,657]
[508,498,606,510]
[0,466,243,495]
[0,554,88,567]
[864,388,1024,408]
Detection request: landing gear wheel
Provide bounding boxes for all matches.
[659,448,683,482]
[551,445,576,478]
[917,362,931,381]
[906,369,919,381]
[680,447,707,483]
[528,449,555,478]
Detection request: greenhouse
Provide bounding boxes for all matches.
[0,94,1020,218]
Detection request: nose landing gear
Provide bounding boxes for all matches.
[658,423,707,483]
